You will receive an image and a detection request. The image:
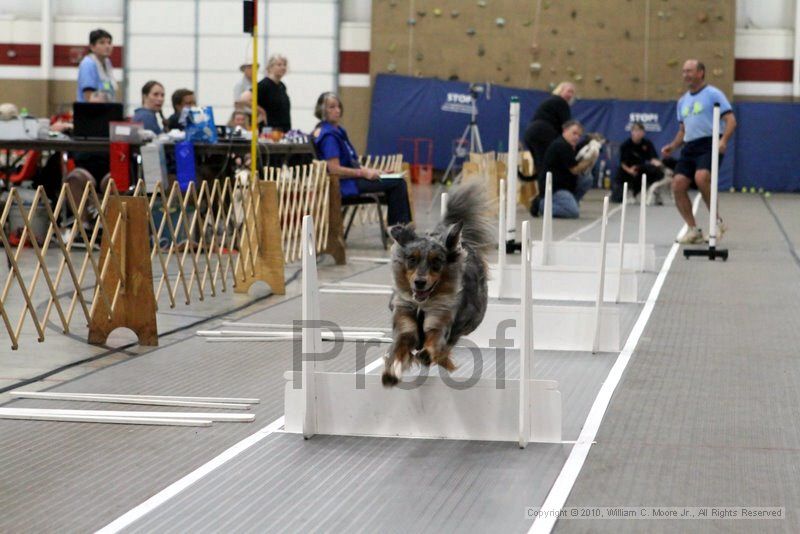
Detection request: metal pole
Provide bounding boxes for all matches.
[249,0,259,180]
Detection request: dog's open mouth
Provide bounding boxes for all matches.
[412,286,435,302]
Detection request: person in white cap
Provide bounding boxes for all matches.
[233,63,253,101]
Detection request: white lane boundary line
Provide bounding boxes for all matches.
[96,357,386,533]
[562,204,623,242]
[529,195,700,534]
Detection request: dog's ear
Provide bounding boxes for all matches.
[444,221,463,251]
[390,223,416,246]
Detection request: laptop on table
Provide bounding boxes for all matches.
[72,102,124,140]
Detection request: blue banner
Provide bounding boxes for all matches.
[368,74,800,191]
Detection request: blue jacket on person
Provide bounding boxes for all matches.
[312,121,360,197]
[132,107,162,135]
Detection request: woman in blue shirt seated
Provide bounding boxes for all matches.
[132,80,166,134]
[312,92,412,226]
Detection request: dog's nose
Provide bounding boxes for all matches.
[414,279,427,290]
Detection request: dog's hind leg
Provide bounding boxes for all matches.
[382,307,419,387]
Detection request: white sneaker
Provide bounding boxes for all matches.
[705,219,728,243]
[677,226,704,244]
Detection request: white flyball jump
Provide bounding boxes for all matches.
[312,187,621,352]
[490,177,639,303]
[683,103,729,261]
[529,173,657,272]
[284,215,562,446]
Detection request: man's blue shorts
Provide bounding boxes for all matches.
[675,136,724,185]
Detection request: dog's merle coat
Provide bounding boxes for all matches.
[382,182,493,386]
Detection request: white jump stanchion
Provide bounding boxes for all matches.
[616,182,628,303]
[541,172,553,265]
[518,220,533,448]
[592,196,610,354]
[283,215,562,445]
[497,179,507,298]
[638,174,647,272]
[684,103,728,261]
[301,215,321,439]
[505,97,520,251]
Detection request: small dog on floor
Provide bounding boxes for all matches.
[382,182,493,387]
[645,156,678,206]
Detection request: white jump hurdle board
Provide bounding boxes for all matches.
[465,302,621,352]
[284,216,562,446]
[488,263,639,303]
[532,241,657,272]
[284,371,561,443]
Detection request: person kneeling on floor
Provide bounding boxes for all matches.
[531,120,596,219]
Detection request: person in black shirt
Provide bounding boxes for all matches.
[523,81,575,216]
[165,88,195,131]
[534,120,595,219]
[256,54,291,133]
[612,121,663,203]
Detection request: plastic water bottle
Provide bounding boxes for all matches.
[603,169,611,189]
[20,107,29,118]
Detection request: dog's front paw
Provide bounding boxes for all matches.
[415,348,431,366]
[436,356,457,372]
[382,371,399,387]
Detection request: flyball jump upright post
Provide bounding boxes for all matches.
[505,97,522,253]
[683,103,728,261]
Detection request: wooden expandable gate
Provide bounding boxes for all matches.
[265,161,330,264]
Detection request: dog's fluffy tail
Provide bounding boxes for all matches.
[443,182,494,253]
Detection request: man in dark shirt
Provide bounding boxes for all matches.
[612,121,663,203]
[165,88,195,131]
[533,120,595,219]
[256,54,292,132]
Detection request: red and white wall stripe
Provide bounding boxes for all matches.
[734,0,799,98]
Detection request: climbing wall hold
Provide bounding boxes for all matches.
[530,62,542,73]
[417,9,426,17]
[712,67,723,77]
[666,58,678,67]
[466,27,476,36]
[416,51,424,61]
[566,47,575,56]
[697,11,709,23]
[451,10,460,18]
[477,0,487,7]
[387,61,397,73]
[631,76,640,83]
[570,9,577,19]
[407,17,416,26]
[573,74,583,82]
[477,44,486,56]
[523,20,533,27]
[594,75,603,83]
[495,17,506,27]
[551,28,558,35]
[433,8,442,17]
[678,31,686,39]
[388,42,396,53]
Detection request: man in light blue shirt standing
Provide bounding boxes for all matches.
[77,29,118,103]
[662,59,737,244]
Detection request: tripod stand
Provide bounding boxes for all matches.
[440,92,483,185]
